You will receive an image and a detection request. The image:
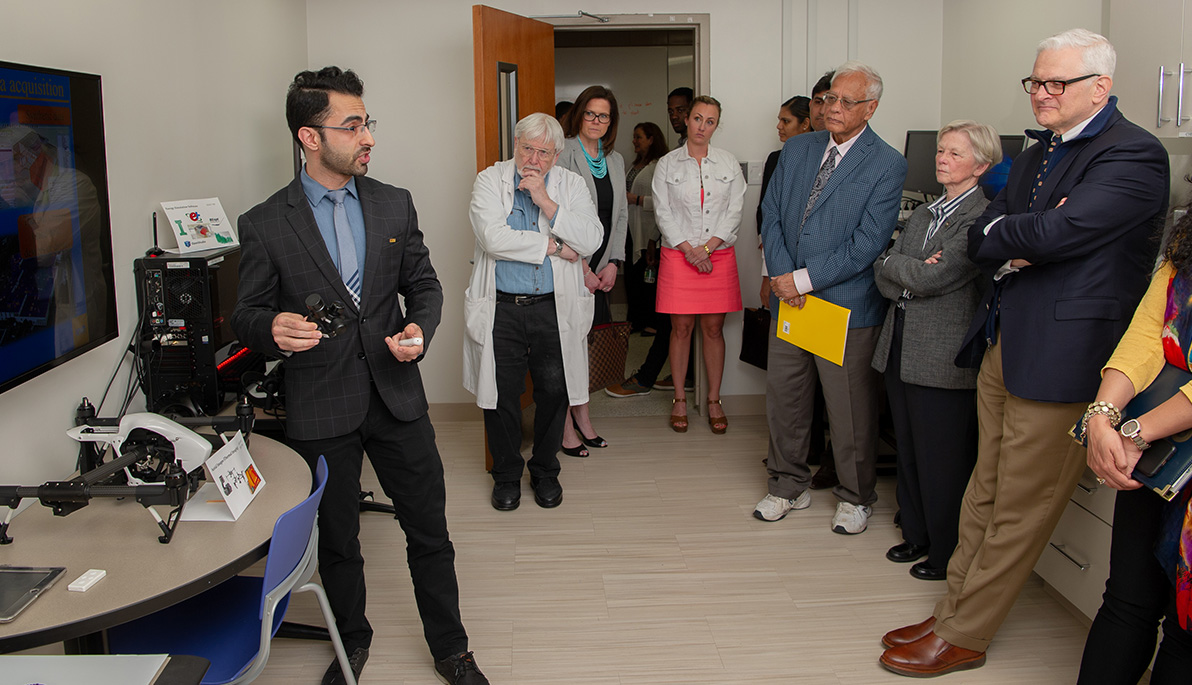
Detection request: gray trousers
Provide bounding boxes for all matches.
[764,320,881,506]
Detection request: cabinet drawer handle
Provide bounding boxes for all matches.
[1075,481,1096,495]
[1159,65,1174,129]
[1050,543,1090,571]
[1179,63,1189,127]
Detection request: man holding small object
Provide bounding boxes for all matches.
[464,112,603,512]
[232,67,486,685]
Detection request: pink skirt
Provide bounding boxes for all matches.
[656,246,743,314]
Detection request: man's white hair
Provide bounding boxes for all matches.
[514,112,564,153]
[832,61,884,101]
[1038,28,1116,78]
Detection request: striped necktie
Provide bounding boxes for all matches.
[329,188,361,308]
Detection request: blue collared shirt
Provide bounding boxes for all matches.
[494,172,554,294]
[299,168,367,276]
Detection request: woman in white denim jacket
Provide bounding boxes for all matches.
[652,95,746,434]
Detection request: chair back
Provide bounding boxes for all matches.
[258,455,326,620]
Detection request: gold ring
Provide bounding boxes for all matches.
[1096,477,1106,485]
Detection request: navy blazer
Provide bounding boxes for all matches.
[956,100,1169,403]
[231,175,443,440]
[760,127,907,328]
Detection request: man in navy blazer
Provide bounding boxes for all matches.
[232,68,487,685]
[879,30,1169,678]
[756,61,907,534]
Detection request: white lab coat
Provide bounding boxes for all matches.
[463,160,604,409]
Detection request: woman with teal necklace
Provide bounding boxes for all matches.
[557,85,628,458]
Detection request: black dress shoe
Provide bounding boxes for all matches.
[491,481,520,511]
[886,542,930,563]
[530,476,562,508]
[580,434,608,448]
[910,561,947,581]
[322,647,368,685]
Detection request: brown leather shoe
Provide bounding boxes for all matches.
[881,616,936,649]
[879,633,986,678]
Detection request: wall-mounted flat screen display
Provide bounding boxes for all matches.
[0,61,118,396]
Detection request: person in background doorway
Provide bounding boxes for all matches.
[667,87,693,146]
[606,123,672,399]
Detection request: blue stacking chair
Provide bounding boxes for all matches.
[107,456,356,685]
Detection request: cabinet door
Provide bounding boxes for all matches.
[1109,0,1188,138]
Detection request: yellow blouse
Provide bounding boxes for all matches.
[1104,261,1192,403]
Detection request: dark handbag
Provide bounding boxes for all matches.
[588,322,631,392]
[740,307,771,370]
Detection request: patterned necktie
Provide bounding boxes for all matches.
[329,188,361,308]
[1030,138,1059,209]
[802,147,838,227]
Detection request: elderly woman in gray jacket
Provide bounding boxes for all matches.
[871,120,998,582]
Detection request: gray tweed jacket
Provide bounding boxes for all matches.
[871,190,988,389]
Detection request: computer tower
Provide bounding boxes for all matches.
[133,246,243,415]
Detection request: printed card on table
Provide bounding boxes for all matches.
[181,432,266,522]
[159,197,238,253]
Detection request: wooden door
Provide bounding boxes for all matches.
[473,6,556,470]
[473,5,556,171]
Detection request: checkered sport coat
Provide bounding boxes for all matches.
[760,126,907,328]
[232,175,443,441]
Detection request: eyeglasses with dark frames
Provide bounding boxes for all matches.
[307,119,377,135]
[821,93,876,110]
[582,111,611,123]
[1021,74,1099,95]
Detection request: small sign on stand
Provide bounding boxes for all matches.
[181,432,266,522]
[159,197,238,253]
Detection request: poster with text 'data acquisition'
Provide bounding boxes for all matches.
[160,197,237,253]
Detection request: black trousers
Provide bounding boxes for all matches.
[287,388,467,660]
[884,310,978,568]
[484,297,567,483]
[1078,487,1192,684]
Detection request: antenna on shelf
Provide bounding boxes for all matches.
[145,211,165,257]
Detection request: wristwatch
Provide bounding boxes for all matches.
[1119,419,1150,451]
[552,237,564,257]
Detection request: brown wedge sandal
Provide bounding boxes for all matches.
[707,399,728,434]
[670,398,688,433]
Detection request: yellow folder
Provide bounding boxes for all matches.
[775,296,852,366]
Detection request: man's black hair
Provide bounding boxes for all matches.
[667,87,694,104]
[812,71,835,96]
[286,67,365,145]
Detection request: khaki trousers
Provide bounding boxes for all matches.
[932,338,1089,652]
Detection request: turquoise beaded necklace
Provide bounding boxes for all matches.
[581,138,607,179]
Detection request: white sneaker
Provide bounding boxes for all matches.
[753,491,811,521]
[832,501,872,534]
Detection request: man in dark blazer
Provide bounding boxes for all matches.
[757,61,907,534]
[231,67,487,685]
[879,30,1170,678]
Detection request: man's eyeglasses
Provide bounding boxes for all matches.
[822,93,875,110]
[308,119,377,135]
[518,144,556,160]
[582,111,611,123]
[1021,74,1099,95]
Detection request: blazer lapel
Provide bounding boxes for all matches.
[358,180,389,312]
[286,179,356,311]
[923,192,985,254]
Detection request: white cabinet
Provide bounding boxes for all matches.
[1109,0,1192,138]
[1035,468,1116,620]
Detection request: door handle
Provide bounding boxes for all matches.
[1159,65,1174,129]
[1050,543,1090,571]
[1179,63,1190,127]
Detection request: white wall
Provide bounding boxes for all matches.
[0,0,305,484]
[941,0,1105,138]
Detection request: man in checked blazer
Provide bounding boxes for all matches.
[231,68,487,685]
[757,61,907,534]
